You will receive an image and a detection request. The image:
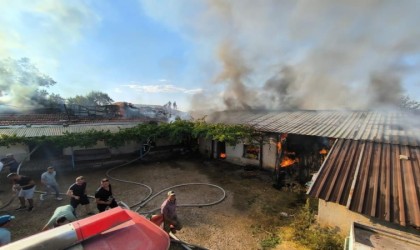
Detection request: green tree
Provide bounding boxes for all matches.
[67,91,114,106]
[86,91,114,105]
[47,93,65,105]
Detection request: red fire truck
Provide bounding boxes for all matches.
[1,207,170,250]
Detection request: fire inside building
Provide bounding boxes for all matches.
[272,133,333,188]
[205,132,333,189]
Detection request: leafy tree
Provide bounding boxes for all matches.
[47,93,65,105]
[400,95,420,110]
[67,95,91,106]
[67,91,114,106]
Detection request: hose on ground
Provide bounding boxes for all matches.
[102,144,226,215]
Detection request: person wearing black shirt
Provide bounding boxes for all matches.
[95,178,118,212]
[66,176,93,216]
[7,173,36,211]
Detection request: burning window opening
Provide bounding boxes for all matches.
[216,141,226,160]
[273,134,332,190]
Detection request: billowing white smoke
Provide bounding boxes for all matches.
[141,0,420,111]
[0,58,56,112]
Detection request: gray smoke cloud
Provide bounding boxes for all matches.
[0,58,56,112]
[0,1,99,112]
[141,0,420,111]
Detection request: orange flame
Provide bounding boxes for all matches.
[280,156,298,167]
[220,153,226,159]
[280,133,288,141]
[319,148,328,155]
[277,142,282,154]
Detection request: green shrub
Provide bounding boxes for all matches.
[260,234,281,249]
[291,198,344,250]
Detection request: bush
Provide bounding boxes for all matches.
[260,234,281,249]
[290,198,344,250]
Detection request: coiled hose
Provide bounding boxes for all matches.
[104,143,226,215]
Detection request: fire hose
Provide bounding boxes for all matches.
[103,141,226,214]
[1,141,226,249]
[104,141,226,250]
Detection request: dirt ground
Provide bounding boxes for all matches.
[0,155,307,250]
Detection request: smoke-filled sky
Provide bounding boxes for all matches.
[1,0,419,111]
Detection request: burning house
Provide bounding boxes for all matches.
[0,102,171,126]
[199,109,420,236]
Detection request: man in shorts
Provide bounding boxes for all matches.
[7,173,36,211]
[66,176,93,216]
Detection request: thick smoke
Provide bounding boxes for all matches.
[215,42,253,110]
[367,72,403,108]
[141,0,420,111]
[262,66,298,110]
[0,58,56,112]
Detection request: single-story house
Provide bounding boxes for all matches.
[202,110,420,235]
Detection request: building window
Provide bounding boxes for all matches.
[243,144,260,160]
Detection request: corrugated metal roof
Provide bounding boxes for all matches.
[207,110,420,146]
[0,123,139,137]
[307,139,420,228]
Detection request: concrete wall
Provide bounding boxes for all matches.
[198,137,212,158]
[318,199,419,242]
[318,199,420,237]
[317,199,373,235]
[261,137,277,170]
[197,136,277,170]
[109,141,141,155]
[63,141,140,156]
[226,144,259,166]
[0,144,30,162]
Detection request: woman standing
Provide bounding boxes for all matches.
[94,178,118,212]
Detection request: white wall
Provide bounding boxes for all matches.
[262,137,277,170]
[317,199,371,235]
[225,144,261,166]
[63,141,140,156]
[317,199,420,237]
[197,136,277,170]
[225,144,245,165]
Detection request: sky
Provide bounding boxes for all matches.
[1,0,420,112]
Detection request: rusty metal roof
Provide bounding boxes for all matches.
[207,110,420,146]
[307,139,420,228]
[0,123,139,137]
